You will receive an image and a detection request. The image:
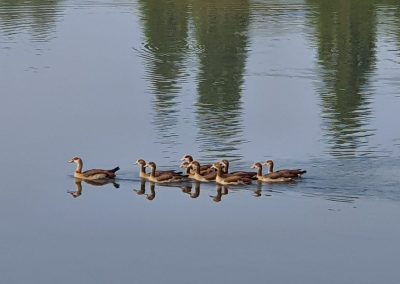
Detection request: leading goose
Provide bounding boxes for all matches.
[263,160,306,178]
[251,162,293,183]
[68,156,119,180]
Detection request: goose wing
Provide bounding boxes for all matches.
[155,172,174,182]
[155,170,182,177]
[82,169,116,178]
[265,172,287,179]
[223,175,243,183]
[276,168,306,175]
[203,171,217,180]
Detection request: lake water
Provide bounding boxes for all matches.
[1,0,400,283]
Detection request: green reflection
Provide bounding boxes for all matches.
[138,0,190,148]
[307,0,377,157]
[139,0,249,159]
[192,0,249,160]
[0,0,60,42]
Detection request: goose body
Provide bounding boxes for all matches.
[263,160,306,178]
[251,162,293,183]
[135,159,182,180]
[68,157,119,180]
[187,161,216,182]
[220,159,257,180]
[212,163,252,185]
[145,161,186,184]
[180,154,213,174]
[180,161,197,178]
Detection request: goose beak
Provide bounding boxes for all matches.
[179,162,187,168]
[180,156,186,162]
[68,159,74,163]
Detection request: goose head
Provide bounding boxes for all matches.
[68,156,82,164]
[188,161,200,170]
[180,161,189,168]
[180,154,193,162]
[211,163,222,171]
[145,161,156,170]
[135,159,146,166]
[219,159,229,171]
[262,160,274,167]
[251,162,262,169]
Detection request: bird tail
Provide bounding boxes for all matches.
[110,166,120,173]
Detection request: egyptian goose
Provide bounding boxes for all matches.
[145,161,186,183]
[135,159,182,180]
[263,160,306,178]
[180,161,196,177]
[251,162,293,183]
[219,159,257,180]
[187,161,216,182]
[68,156,119,180]
[211,163,252,185]
[180,154,213,173]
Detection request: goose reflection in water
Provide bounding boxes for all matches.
[134,180,194,201]
[253,182,274,197]
[68,178,120,198]
[253,188,262,198]
[181,181,201,199]
[133,179,156,201]
[133,178,147,195]
[210,185,229,203]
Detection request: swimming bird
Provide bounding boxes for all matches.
[251,162,293,183]
[211,163,252,185]
[68,156,119,180]
[187,161,217,182]
[145,161,186,184]
[263,160,306,178]
[219,159,257,180]
[180,154,213,173]
[180,161,196,177]
[135,159,182,180]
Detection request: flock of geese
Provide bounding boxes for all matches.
[68,155,306,185]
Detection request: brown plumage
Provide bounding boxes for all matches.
[187,161,217,182]
[251,162,294,183]
[263,160,306,178]
[145,161,186,184]
[135,159,182,180]
[68,156,119,180]
[211,163,252,185]
[219,159,257,180]
[180,154,213,173]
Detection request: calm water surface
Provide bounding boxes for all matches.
[1,0,400,283]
